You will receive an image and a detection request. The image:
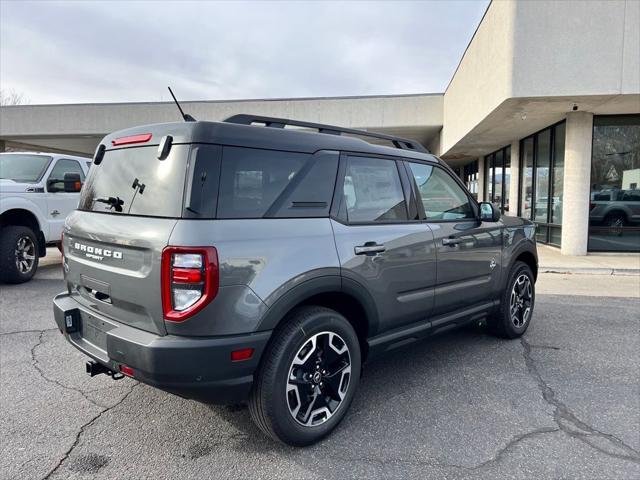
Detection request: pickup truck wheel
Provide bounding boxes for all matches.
[249,306,361,446]
[488,261,535,339]
[604,213,625,236]
[0,226,39,284]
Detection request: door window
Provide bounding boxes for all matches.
[407,163,474,220]
[342,156,407,222]
[47,159,85,191]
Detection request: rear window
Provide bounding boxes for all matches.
[78,145,189,217]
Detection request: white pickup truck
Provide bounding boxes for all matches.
[0,152,90,283]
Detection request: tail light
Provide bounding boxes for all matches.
[60,231,66,274]
[161,246,219,322]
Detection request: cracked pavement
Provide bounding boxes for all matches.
[1,264,639,479]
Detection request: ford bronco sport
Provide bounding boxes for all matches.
[53,115,537,446]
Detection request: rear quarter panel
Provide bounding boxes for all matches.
[167,218,340,336]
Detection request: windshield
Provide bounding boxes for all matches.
[78,145,188,217]
[0,154,52,183]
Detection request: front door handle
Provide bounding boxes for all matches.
[354,242,386,256]
[50,210,60,217]
[442,237,463,246]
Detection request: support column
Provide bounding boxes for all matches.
[508,141,520,216]
[561,111,593,255]
[477,156,486,202]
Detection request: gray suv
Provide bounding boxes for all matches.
[53,115,538,446]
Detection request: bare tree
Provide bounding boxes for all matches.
[0,89,28,106]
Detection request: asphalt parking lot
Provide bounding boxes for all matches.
[1,261,639,479]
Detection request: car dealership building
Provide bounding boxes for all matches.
[1,0,639,254]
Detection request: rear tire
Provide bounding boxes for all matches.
[0,226,39,284]
[249,306,361,446]
[604,212,626,236]
[488,261,535,339]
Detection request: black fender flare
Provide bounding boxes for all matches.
[37,230,47,257]
[256,275,379,336]
[503,240,538,289]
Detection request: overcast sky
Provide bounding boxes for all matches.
[1,1,488,105]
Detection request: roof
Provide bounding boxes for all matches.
[0,151,89,160]
[103,119,441,164]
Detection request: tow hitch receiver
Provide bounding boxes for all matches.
[86,361,124,380]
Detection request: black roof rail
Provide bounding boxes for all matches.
[224,114,429,153]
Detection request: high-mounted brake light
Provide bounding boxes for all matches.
[161,246,219,322]
[111,133,152,146]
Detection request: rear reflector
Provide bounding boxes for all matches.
[231,348,254,362]
[119,365,135,377]
[112,133,152,146]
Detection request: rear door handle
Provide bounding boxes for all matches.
[442,237,463,246]
[354,242,386,256]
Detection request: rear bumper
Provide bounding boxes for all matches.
[53,292,271,404]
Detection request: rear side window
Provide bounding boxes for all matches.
[217,147,308,218]
[342,156,407,222]
[78,145,189,217]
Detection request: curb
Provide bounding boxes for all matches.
[540,267,640,276]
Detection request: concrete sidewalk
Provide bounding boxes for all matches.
[537,245,640,275]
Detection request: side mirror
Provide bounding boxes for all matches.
[479,202,501,222]
[63,173,83,193]
[47,178,62,192]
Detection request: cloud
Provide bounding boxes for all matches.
[0,0,488,104]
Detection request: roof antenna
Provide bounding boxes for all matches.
[167,86,196,122]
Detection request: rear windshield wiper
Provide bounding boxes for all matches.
[93,196,124,212]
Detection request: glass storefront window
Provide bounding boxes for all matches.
[551,122,565,224]
[484,146,509,213]
[464,160,479,199]
[494,149,504,208]
[520,137,534,220]
[534,130,551,223]
[519,121,565,246]
[487,155,493,202]
[588,115,640,252]
[504,146,511,213]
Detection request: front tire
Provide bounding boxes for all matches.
[0,226,39,284]
[488,261,535,339]
[249,306,361,446]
